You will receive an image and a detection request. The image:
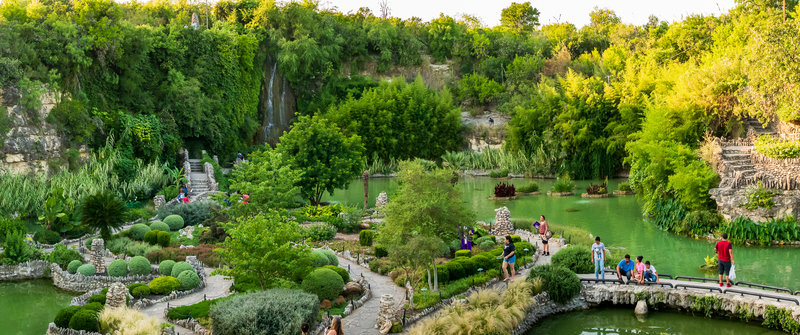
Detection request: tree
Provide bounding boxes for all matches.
[390,235,446,308]
[227,146,302,215]
[379,160,475,291]
[278,115,364,205]
[81,191,127,239]
[500,2,540,34]
[216,212,311,290]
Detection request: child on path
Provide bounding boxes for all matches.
[643,261,660,284]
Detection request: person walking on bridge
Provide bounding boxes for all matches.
[716,233,735,287]
[591,236,608,280]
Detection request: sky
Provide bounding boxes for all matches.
[320,0,737,28]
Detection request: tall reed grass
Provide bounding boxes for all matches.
[441,147,559,176]
[100,306,160,335]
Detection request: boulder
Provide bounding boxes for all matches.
[343,281,363,297]
[634,300,648,315]
[320,299,332,309]
[335,295,346,305]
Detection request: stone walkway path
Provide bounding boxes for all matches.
[141,267,233,334]
[338,256,405,335]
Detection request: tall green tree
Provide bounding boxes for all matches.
[379,160,474,291]
[500,2,540,34]
[278,115,364,205]
[216,212,311,290]
[227,146,302,215]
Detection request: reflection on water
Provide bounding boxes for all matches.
[526,307,782,335]
[0,279,74,335]
[326,176,800,290]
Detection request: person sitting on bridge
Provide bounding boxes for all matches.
[643,261,660,284]
[616,254,635,282]
[634,255,645,284]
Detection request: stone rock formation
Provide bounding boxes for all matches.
[105,282,127,308]
[376,192,388,211]
[320,299,332,309]
[491,206,514,237]
[343,281,363,297]
[376,294,395,331]
[634,300,648,315]
[153,195,166,209]
[90,238,106,273]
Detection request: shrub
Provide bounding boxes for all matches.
[493,182,516,197]
[149,221,170,232]
[302,223,337,241]
[517,181,539,193]
[552,174,575,193]
[68,309,100,332]
[164,215,185,231]
[310,249,331,267]
[149,276,181,295]
[489,168,509,178]
[125,241,161,257]
[374,245,388,258]
[146,245,223,267]
[551,246,593,274]
[512,219,532,231]
[210,289,319,335]
[107,259,128,277]
[679,210,720,236]
[359,230,375,246]
[67,260,83,274]
[479,240,495,250]
[34,230,61,244]
[510,235,521,242]
[369,258,394,275]
[301,268,344,301]
[319,249,338,266]
[617,182,632,192]
[129,224,151,240]
[157,231,171,247]
[143,230,159,245]
[54,306,82,328]
[455,250,472,257]
[586,179,608,195]
[128,256,152,276]
[50,244,83,270]
[527,265,581,304]
[88,294,106,305]
[469,254,496,273]
[77,264,96,276]
[82,302,104,312]
[99,306,160,335]
[177,270,202,290]
[131,285,151,299]
[81,191,127,239]
[322,265,350,283]
[159,260,176,276]
[167,299,216,320]
[390,322,402,333]
[170,261,195,278]
[106,237,132,255]
[157,201,217,226]
[739,181,776,210]
[754,134,800,159]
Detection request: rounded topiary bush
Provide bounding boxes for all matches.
[131,285,151,298]
[156,231,170,247]
[143,230,159,245]
[551,245,593,274]
[77,264,96,276]
[67,260,83,274]
[68,309,99,332]
[149,221,170,232]
[128,256,152,276]
[129,223,151,240]
[374,245,388,258]
[311,249,330,267]
[170,261,195,278]
[359,230,375,246]
[82,302,104,312]
[34,230,61,244]
[158,260,176,276]
[87,294,106,305]
[149,276,181,295]
[319,249,338,266]
[164,215,184,231]
[301,268,344,301]
[322,265,350,283]
[177,269,201,290]
[54,306,82,328]
[107,259,128,277]
[527,264,581,304]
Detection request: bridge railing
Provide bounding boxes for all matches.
[726,288,800,305]
[735,281,793,295]
[673,283,723,293]
[674,275,733,285]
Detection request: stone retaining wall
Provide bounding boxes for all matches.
[51,263,158,293]
[0,260,49,281]
[46,323,108,335]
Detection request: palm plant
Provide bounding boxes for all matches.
[81,191,127,239]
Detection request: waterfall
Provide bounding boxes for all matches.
[263,62,277,142]
[280,78,287,126]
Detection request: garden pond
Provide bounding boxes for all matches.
[526,307,783,334]
[327,177,800,290]
[0,279,74,335]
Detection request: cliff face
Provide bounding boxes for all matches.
[257,59,296,146]
[0,87,72,174]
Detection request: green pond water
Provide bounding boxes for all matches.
[526,307,783,334]
[0,279,74,335]
[326,177,800,290]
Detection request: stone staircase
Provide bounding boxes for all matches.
[719,146,757,189]
[187,159,211,196]
[744,118,777,137]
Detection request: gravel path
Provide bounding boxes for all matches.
[337,256,406,335]
[141,267,233,334]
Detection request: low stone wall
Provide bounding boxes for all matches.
[46,323,108,335]
[709,188,800,222]
[133,284,205,309]
[70,288,104,306]
[171,318,210,335]
[51,263,158,293]
[0,260,49,281]
[512,293,588,335]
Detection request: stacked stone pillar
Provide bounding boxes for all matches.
[492,206,514,237]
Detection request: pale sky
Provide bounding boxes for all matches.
[321,0,736,28]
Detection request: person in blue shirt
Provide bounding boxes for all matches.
[616,254,635,282]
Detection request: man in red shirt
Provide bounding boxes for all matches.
[715,233,735,287]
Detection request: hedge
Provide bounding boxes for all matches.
[374,245,388,258]
[164,215,185,231]
[129,256,152,276]
[527,264,581,304]
[68,309,100,332]
[87,294,106,305]
[551,245,593,274]
[301,268,344,301]
[131,285,151,298]
[54,306,82,328]
[107,259,128,277]
[34,230,61,244]
[144,230,159,245]
[157,231,171,247]
[150,276,181,295]
[210,289,319,335]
